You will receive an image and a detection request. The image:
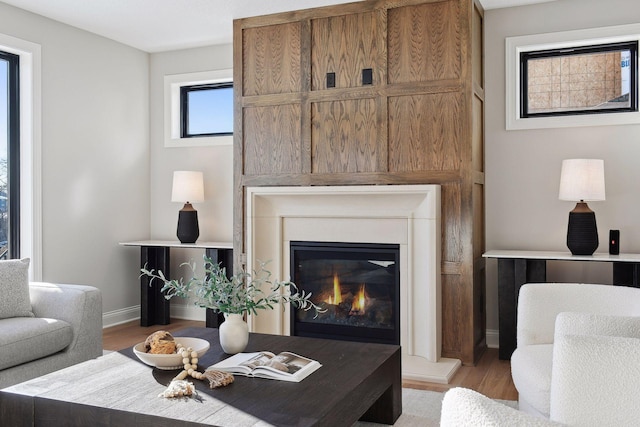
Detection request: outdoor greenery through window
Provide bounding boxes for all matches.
[521,41,638,117]
[0,50,19,260]
[180,83,233,138]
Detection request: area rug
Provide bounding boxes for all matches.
[354,388,518,427]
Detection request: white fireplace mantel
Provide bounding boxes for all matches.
[244,185,461,383]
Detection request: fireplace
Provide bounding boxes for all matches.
[244,184,462,383]
[290,241,400,345]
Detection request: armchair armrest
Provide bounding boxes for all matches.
[29,282,103,359]
[517,283,640,346]
[550,333,640,425]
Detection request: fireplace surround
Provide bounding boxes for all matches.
[244,185,461,383]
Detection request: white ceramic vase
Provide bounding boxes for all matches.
[218,313,249,354]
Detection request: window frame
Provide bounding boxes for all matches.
[180,82,233,138]
[520,41,638,118]
[164,69,233,148]
[0,50,20,259]
[0,32,42,280]
[506,23,640,130]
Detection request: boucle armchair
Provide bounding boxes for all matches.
[443,313,640,426]
[511,283,640,420]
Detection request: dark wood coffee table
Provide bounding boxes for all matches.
[0,327,401,426]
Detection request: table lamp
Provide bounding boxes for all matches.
[171,171,204,244]
[558,159,605,255]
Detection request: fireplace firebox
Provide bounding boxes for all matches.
[290,241,400,345]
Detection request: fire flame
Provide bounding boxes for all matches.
[327,273,342,305]
[351,284,366,314]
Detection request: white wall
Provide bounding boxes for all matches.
[148,44,234,319]
[8,0,637,335]
[485,0,640,333]
[0,3,149,318]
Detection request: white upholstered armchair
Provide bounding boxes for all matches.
[510,283,640,423]
[442,283,640,426]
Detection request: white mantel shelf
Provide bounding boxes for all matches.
[120,240,232,249]
[483,250,640,263]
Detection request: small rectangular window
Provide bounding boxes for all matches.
[521,41,638,118]
[180,83,233,138]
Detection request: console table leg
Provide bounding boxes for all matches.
[498,259,516,360]
[613,262,640,288]
[205,248,234,328]
[498,258,546,360]
[140,246,170,326]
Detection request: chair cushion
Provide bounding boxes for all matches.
[511,344,554,418]
[0,317,73,370]
[0,258,34,319]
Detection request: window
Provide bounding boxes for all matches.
[0,33,42,280]
[180,82,233,138]
[164,69,233,147]
[0,50,19,260]
[520,42,637,118]
[506,23,640,130]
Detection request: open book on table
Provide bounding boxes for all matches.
[208,351,321,382]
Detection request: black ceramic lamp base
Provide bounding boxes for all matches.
[177,203,199,244]
[566,202,598,256]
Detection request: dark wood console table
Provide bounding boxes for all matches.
[483,250,640,360]
[120,240,232,327]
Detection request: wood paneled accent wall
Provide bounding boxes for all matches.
[233,0,485,365]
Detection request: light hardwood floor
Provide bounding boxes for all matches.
[103,319,518,401]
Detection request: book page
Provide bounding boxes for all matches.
[239,352,276,370]
[255,352,312,375]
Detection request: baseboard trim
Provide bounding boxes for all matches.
[486,329,499,349]
[102,304,206,329]
[171,304,207,322]
[102,305,140,328]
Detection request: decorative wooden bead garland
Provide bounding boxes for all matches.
[159,343,234,398]
[172,343,204,381]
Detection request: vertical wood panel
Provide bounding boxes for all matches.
[474,259,486,351]
[472,4,484,90]
[473,183,485,260]
[472,94,484,173]
[441,274,464,357]
[441,182,462,263]
[311,12,383,90]
[388,93,462,172]
[242,23,302,96]
[311,99,379,173]
[243,104,302,175]
[387,1,461,84]
[300,20,313,175]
